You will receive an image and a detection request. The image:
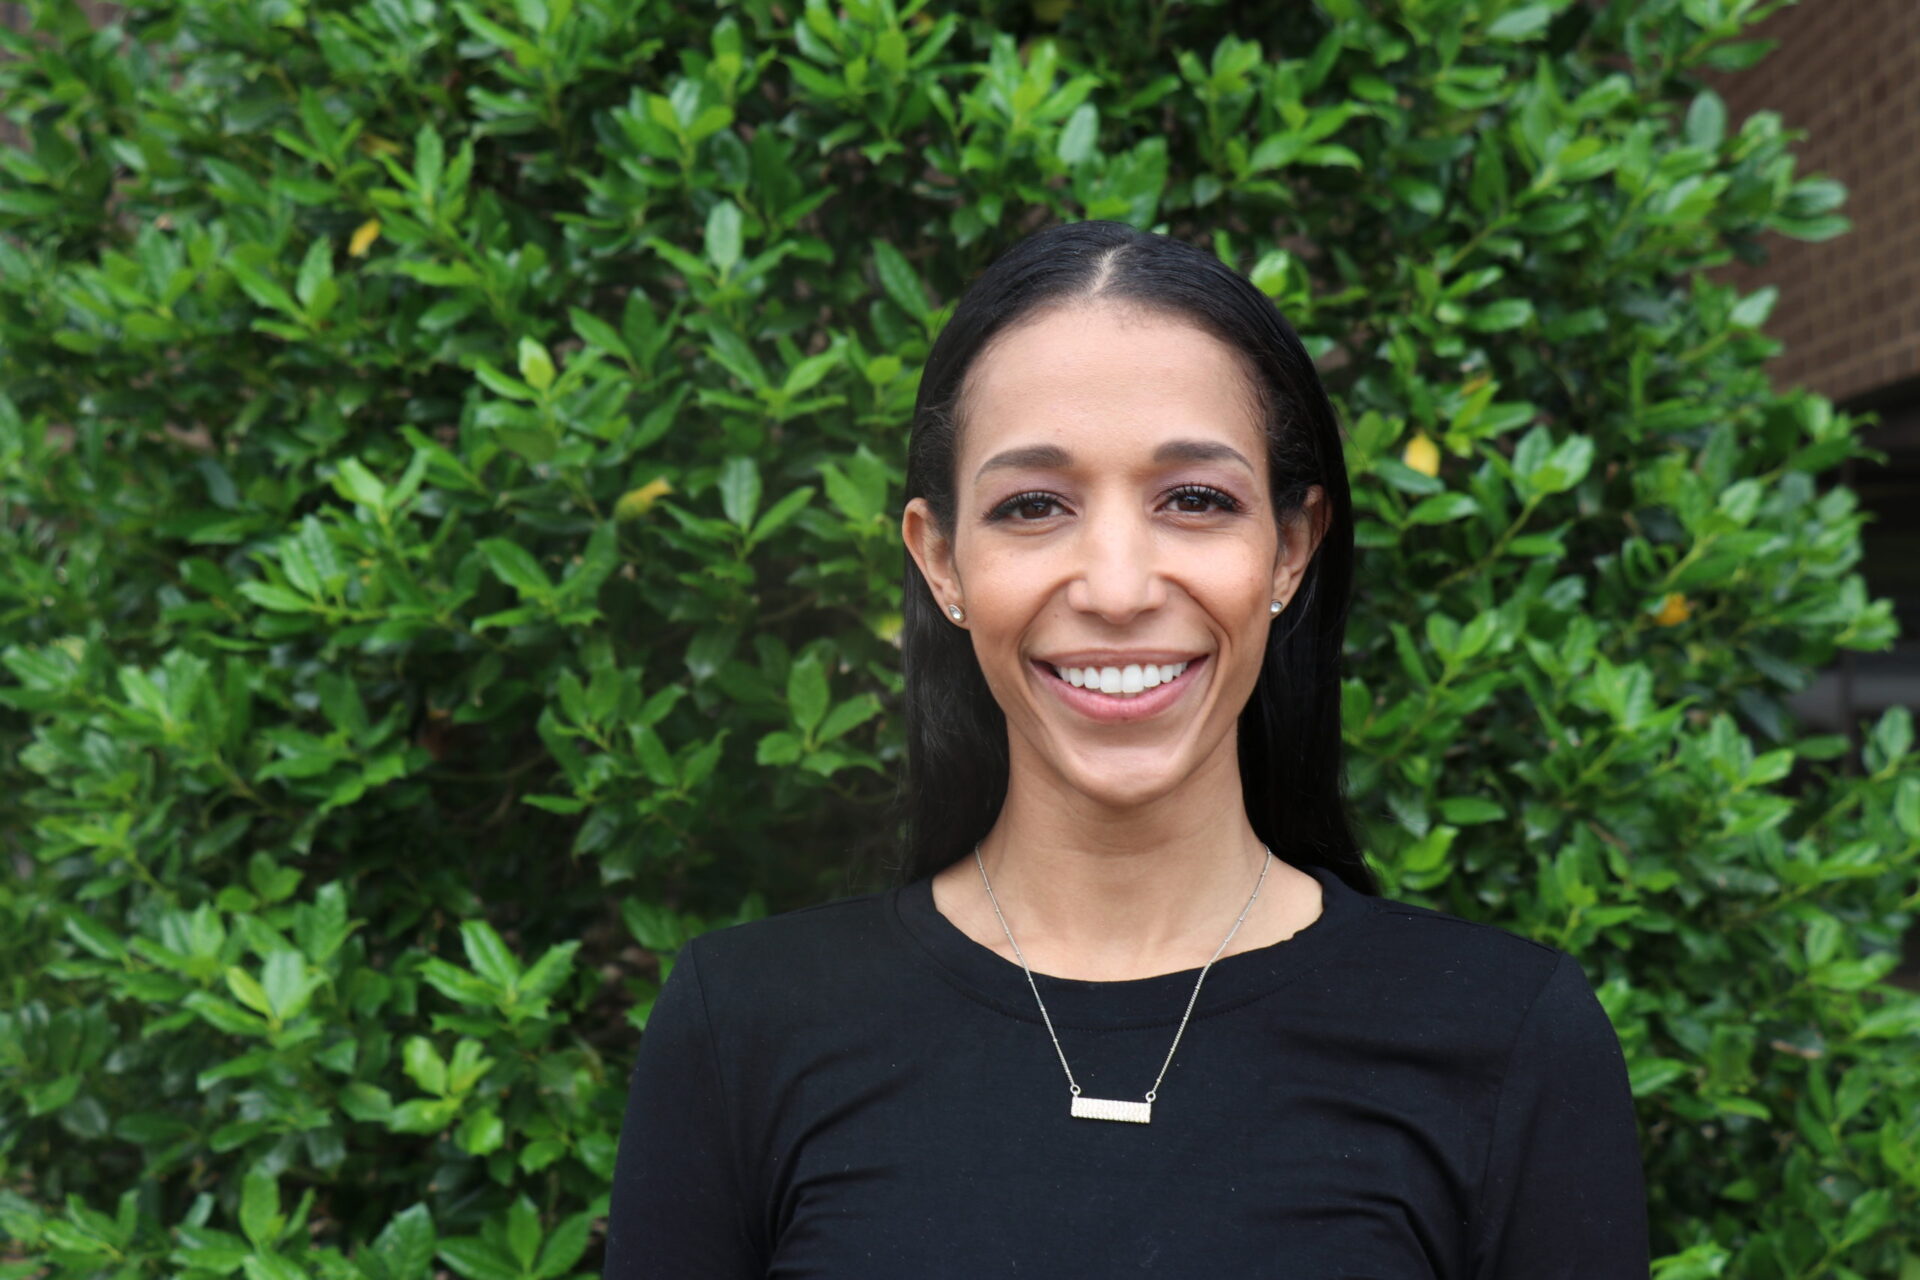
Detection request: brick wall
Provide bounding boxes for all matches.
[1717,4,1920,990]
[1710,0,1920,407]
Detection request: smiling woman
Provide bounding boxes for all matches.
[603,222,1649,1278]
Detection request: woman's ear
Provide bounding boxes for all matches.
[1270,486,1327,609]
[902,497,963,613]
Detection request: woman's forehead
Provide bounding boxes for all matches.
[957,304,1262,470]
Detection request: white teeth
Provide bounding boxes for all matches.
[1050,661,1191,698]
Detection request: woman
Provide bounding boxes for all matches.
[603,221,1648,1277]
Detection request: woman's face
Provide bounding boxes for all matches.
[903,300,1325,811]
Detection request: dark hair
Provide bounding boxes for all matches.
[889,220,1377,897]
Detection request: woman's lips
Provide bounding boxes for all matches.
[1029,655,1208,724]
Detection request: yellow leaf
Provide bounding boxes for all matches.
[1402,433,1440,477]
[1653,592,1691,626]
[348,219,381,258]
[615,477,673,521]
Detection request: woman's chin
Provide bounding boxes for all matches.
[1046,749,1192,811]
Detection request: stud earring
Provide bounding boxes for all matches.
[1269,600,1284,615]
[948,604,965,622]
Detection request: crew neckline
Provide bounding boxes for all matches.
[888,861,1370,1030]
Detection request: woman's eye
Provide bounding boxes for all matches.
[990,492,1060,521]
[1167,485,1241,514]
[987,486,1241,522]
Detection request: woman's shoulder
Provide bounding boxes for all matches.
[667,888,902,1006]
[1333,881,1612,1043]
[1355,884,1564,970]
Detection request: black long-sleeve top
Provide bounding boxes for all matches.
[603,862,1649,1278]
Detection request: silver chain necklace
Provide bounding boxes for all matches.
[973,841,1273,1125]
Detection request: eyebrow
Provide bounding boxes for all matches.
[973,439,1255,484]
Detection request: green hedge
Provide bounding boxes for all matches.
[2,0,1917,1275]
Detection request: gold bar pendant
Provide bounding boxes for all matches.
[1071,1096,1152,1124]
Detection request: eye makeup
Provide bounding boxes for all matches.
[984,483,1245,523]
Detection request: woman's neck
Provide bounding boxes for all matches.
[929,740,1321,982]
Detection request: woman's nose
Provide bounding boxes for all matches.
[1067,506,1164,621]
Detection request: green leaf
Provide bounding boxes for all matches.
[243,1254,307,1280]
[478,539,553,601]
[1710,1095,1770,1121]
[338,1083,395,1123]
[1685,90,1727,151]
[817,694,881,744]
[1869,707,1913,771]
[1854,997,1920,1040]
[295,238,334,312]
[419,957,498,1007]
[1627,1056,1686,1098]
[389,1097,460,1134]
[333,458,388,511]
[516,337,555,392]
[706,199,743,275]
[519,1138,567,1173]
[1406,492,1479,524]
[1390,176,1443,216]
[1813,954,1900,992]
[456,1107,504,1156]
[239,1168,282,1250]
[872,239,930,323]
[747,486,815,550]
[1485,4,1551,40]
[473,358,536,401]
[756,730,804,766]
[1373,458,1445,496]
[65,913,127,961]
[1894,776,1920,838]
[460,920,520,992]
[717,455,762,529]
[413,122,445,198]
[238,587,316,614]
[229,261,299,316]
[1514,202,1584,235]
[1402,825,1458,874]
[622,898,680,952]
[782,347,842,397]
[1438,797,1506,824]
[1730,286,1777,330]
[519,941,579,1001]
[397,259,481,288]
[438,1237,519,1280]
[787,654,829,736]
[225,966,274,1019]
[371,1204,437,1280]
[634,725,677,788]
[568,307,631,360]
[1535,435,1595,495]
[401,1036,448,1096]
[260,950,318,1021]
[505,1197,541,1273]
[534,1213,592,1279]
[1057,103,1099,164]
[1466,298,1535,332]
